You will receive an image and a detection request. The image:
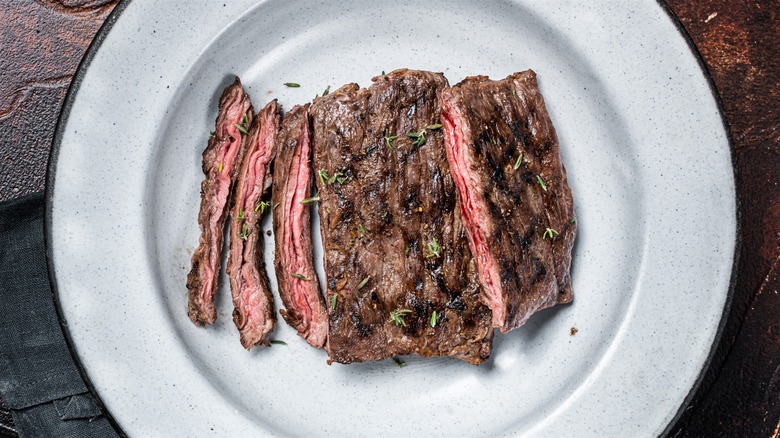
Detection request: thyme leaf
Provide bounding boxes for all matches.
[425,238,441,258]
[300,195,320,205]
[291,272,310,281]
[536,175,548,192]
[330,294,337,310]
[284,82,300,88]
[389,309,412,327]
[543,228,559,239]
[384,129,398,148]
[514,153,524,170]
[238,223,250,240]
[269,340,287,345]
[430,310,438,328]
[357,276,371,290]
[392,356,406,368]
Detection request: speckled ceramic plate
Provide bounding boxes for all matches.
[47,0,736,436]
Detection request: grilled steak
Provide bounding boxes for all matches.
[226,100,280,348]
[272,104,329,348]
[310,69,493,365]
[439,70,576,333]
[187,78,254,326]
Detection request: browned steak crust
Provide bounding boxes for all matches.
[310,69,493,365]
[440,70,576,333]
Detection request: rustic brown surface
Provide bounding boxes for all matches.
[0,0,777,436]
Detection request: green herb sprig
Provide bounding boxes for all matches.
[514,153,524,170]
[238,223,250,240]
[543,228,559,239]
[389,309,412,327]
[291,272,310,281]
[384,129,398,148]
[392,357,406,368]
[536,175,548,192]
[357,276,371,290]
[405,124,442,147]
[426,238,441,258]
[284,82,300,88]
[300,195,320,205]
[430,310,438,328]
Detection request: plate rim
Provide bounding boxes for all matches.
[41,0,741,436]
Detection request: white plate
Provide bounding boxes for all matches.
[48,0,735,436]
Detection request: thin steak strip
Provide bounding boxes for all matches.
[187,78,254,326]
[272,104,328,348]
[227,100,281,348]
[310,69,493,365]
[439,70,577,333]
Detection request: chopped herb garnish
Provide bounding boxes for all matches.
[392,356,406,368]
[384,129,398,148]
[291,272,310,281]
[426,123,442,130]
[218,162,223,173]
[382,211,388,219]
[330,294,337,310]
[406,130,426,147]
[236,208,245,221]
[358,224,366,235]
[274,202,280,210]
[536,175,548,192]
[570,217,577,224]
[243,113,249,125]
[357,276,371,290]
[224,134,233,141]
[209,130,216,137]
[328,172,347,185]
[426,238,440,258]
[543,228,559,239]
[492,138,497,145]
[300,195,320,205]
[322,85,330,96]
[255,200,270,215]
[270,340,287,345]
[389,309,412,327]
[238,223,250,240]
[381,70,386,75]
[318,169,329,186]
[430,310,437,328]
[284,82,300,88]
[514,153,524,170]
[234,123,249,135]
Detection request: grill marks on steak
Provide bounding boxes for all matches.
[226,100,280,348]
[310,69,493,365]
[272,104,329,348]
[440,70,576,333]
[187,78,254,326]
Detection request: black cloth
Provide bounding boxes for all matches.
[0,192,118,437]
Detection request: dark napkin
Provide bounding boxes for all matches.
[0,192,118,437]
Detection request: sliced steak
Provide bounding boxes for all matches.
[310,69,493,365]
[226,100,281,348]
[187,78,253,326]
[439,70,576,333]
[272,104,328,348]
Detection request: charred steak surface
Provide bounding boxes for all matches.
[227,100,280,348]
[187,78,254,326]
[273,104,329,348]
[440,70,576,333]
[310,69,493,365]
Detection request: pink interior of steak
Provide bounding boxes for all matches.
[280,119,328,347]
[440,99,506,328]
[231,106,278,345]
[200,104,246,311]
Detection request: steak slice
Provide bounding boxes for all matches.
[272,104,328,348]
[310,69,493,365]
[226,100,281,348]
[439,70,577,333]
[187,77,254,326]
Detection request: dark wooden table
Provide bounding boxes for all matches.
[1,1,777,436]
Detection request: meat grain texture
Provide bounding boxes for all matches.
[226,100,280,348]
[273,104,329,348]
[310,69,494,365]
[187,78,254,326]
[440,70,576,333]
